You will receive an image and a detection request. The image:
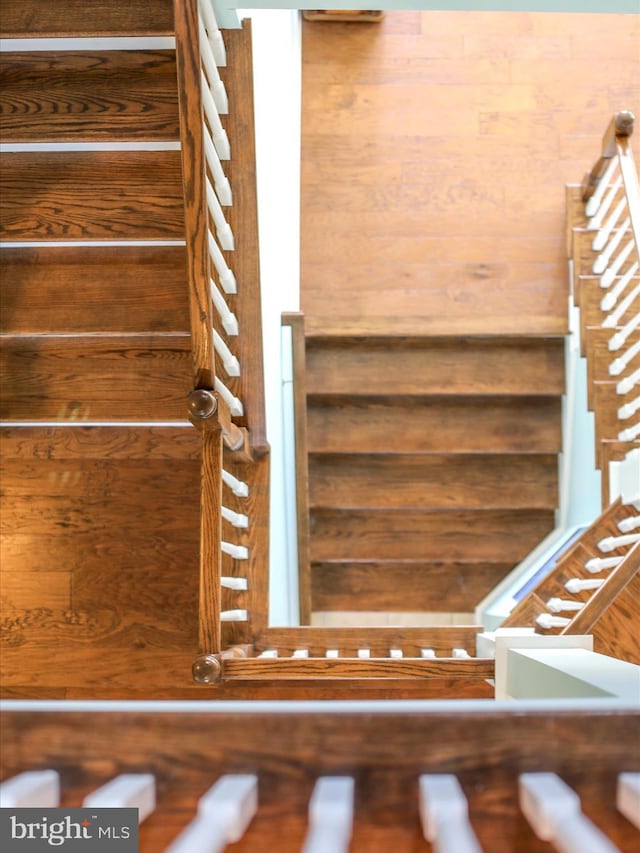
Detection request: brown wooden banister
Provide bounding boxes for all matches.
[581,109,635,203]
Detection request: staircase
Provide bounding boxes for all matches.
[302,326,564,621]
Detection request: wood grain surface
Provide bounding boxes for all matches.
[0,0,174,37]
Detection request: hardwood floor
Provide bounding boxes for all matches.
[301,9,640,332]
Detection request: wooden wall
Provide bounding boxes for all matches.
[300,9,640,333]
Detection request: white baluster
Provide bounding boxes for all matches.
[419,775,483,853]
[221,507,248,528]
[618,515,640,532]
[421,648,436,658]
[208,230,236,294]
[222,469,249,498]
[258,649,278,658]
[201,75,230,160]
[618,395,640,419]
[204,125,232,206]
[198,17,228,114]
[592,199,626,252]
[603,281,640,329]
[585,556,623,573]
[83,775,155,823]
[598,532,640,551]
[166,775,257,853]
[519,773,620,853]
[586,163,620,219]
[210,277,238,336]
[213,330,240,377]
[610,339,640,377]
[292,649,309,658]
[198,0,226,66]
[564,578,605,593]
[220,609,248,621]
[536,613,571,629]
[221,576,248,590]
[608,311,640,352]
[618,421,640,442]
[325,649,339,658]
[302,777,354,853]
[221,541,248,559]
[214,377,243,417]
[0,771,59,807]
[357,648,370,659]
[453,648,471,658]
[389,648,403,658]
[206,178,234,250]
[594,218,631,273]
[616,773,640,830]
[617,367,640,394]
[600,261,639,312]
[601,239,635,288]
[546,597,585,613]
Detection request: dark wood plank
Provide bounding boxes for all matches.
[0,151,184,240]
[307,395,562,454]
[311,560,515,612]
[0,334,192,420]
[0,0,174,37]
[308,453,558,510]
[0,51,179,141]
[305,337,565,396]
[1,705,638,851]
[591,571,640,665]
[309,508,555,562]
[1,246,189,334]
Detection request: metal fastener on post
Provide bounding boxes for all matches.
[188,389,218,419]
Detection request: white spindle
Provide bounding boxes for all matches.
[586,160,620,219]
[0,770,59,807]
[453,648,471,658]
[421,648,436,658]
[618,395,640,420]
[618,515,640,532]
[389,648,403,658]
[608,311,640,351]
[222,469,249,497]
[204,125,232,206]
[357,648,370,659]
[603,281,640,328]
[598,532,640,552]
[220,609,248,621]
[206,178,234,250]
[166,775,257,853]
[594,217,631,273]
[221,576,248,590]
[592,199,626,252]
[214,376,243,417]
[201,74,231,160]
[83,774,155,823]
[610,340,640,376]
[221,506,248,528]
[584,556,623,573]
[213,329,240,377]
[419,775,483,853]
[208,230,236,294]
[292,649,309,658]
[618,421,640,441]
[221,539,248,559]
[210,278,238,336]
[302,777,354,853]
[325,649,339,658]
[617,773,640,830]
[198,0,226,66]
[601,239,635,288]
[198,17,228,114]
[600,262,639,312]
[564,578,605,593]
[617,368,640,395]
[546,597,585,613]
[519,773,620,853]
[536,613,571,629]
[258,649,278,658]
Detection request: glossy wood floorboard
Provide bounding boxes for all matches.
[300,10,640,332]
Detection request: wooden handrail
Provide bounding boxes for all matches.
[582,110,635,203]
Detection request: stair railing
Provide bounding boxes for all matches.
[174,0,257,665]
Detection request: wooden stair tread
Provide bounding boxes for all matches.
[0,151,184,240]
[1,246,189,334]
[304,315,568,338]
[309,507,555,562]
[308,452,558,510]
[306,336,565,396]
[0,0,175,37]
[1,334,192,421]
[0,51,180,142]
[311,559,515,612]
